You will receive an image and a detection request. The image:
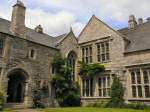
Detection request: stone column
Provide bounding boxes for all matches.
[24,81,32,107]
[92,43,97,63]
[3,37,12,63]
[94,76,99,97]
[140,69,145,98]
[125,70,130,103]
[106,76,108,97]
[0,69,8,92]
[135,71,138,98]
[80,78,83,97]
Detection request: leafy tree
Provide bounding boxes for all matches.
[51,53,80,107]
[78,61,105,77]
[107,76,125,108]
[0,89,6,110]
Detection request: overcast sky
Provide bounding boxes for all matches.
[0,0,150,36]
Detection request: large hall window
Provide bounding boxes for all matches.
[82,78,93,97]
[98,75,111,97]
[67,51,77,81]
[130,69,150,98]
[82,45,92,64]
[97,41,110,63]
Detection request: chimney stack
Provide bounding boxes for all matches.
[35,25,43,33]
[138,18,143,25]
[147,17,150,22]
[10,0,26,38]
[128,15,137,29]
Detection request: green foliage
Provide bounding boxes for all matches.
[52,53,65,74]
[125,102,147,110]
[86,101,108,108]
[78,61,105,77]
[33,90,46,108]
[106,76,125,108]
[51,53,81,107]
[41,107,150,112]
[0,89,6,111]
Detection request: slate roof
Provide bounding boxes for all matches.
[118,21,150,53]
[1,17,150,53]
[0,18,65,49]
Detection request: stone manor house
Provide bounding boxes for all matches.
[0,1,150,107]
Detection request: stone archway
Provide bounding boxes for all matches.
[67,51,77,81]
[7,69,28,103]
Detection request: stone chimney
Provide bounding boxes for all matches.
[35,25,43,33]
[128,15,137,29]
[138,18,143,25]
[147,17,150,22]
[10,0,26,38]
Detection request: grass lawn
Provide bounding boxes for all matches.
[2,107,150,112]
[40,107,150,112]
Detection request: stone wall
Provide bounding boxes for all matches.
[78,16,128,105]
[0,33,58,107]
[57,32,79,81]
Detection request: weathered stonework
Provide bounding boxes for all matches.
[0,1,150,108]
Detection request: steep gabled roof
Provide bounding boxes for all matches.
[0,18,63,48]
[56,28,77,45]
[118,21,150,53]
[78,15,126,44]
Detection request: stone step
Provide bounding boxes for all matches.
[5,103,26,109]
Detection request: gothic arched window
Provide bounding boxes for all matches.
[67,51,77,81]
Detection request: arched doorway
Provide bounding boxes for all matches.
[67,51,77,81]
[7,69,28,103]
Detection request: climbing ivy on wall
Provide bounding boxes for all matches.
[78,61,105,78]
[51,53,80,107]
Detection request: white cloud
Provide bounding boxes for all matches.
[26,9,77,36]
[0,4,11,20]
[1,0,150,36]
[72,22,85,36]
[25,0,150,22]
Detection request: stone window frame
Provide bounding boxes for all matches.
[28,48,37,60]
[82,78,93,97]
[129,68,150,99]
[98,74,112,98]
[81,45,92,64]
[67,51,77,81]
[96,40,110,63]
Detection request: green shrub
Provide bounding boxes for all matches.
[85,101,108,108]
[0,89,6,111]
[106,76,125,108]
[32,90,45,108]
[125,102,147,110]
[51,53,81,107]
[93,101,107,108]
